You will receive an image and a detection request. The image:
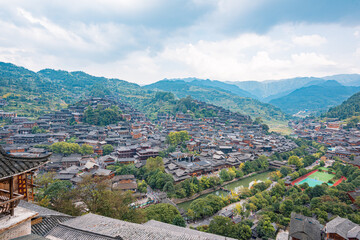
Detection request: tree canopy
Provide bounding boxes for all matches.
[83,106,123,126]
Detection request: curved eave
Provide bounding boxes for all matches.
[0,160,49,181]
[0,146,51,162]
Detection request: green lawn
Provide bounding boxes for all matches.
[266,120,293,135]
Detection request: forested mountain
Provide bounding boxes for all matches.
[229,77,326,101]
[163,78,257,99]
[323,74,360,86]
[229,74,360,102]
[0,62,145,117]
[137,92,251,122]
[269,81,360,115]
[2,61,359,121]
[0,62,278,121]
[144,80,288,121]
[323,91,360,119]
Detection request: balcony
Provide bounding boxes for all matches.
[0,189,24,215]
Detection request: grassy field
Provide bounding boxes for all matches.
[266,120,293,135]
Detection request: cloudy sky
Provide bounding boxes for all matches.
[1,0,360,84]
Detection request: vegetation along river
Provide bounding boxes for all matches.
[177,171,270,210]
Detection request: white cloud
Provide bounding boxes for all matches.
[292,34,327,46]
[0,1,359,84]
[356,48,360,57]
[291,52,335,66]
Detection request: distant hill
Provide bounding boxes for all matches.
[229,77,326,101]
[323,91,360,119]
[0,62,145,117]
[2,61,359,121]
[269,81,360,115]
[322,74,360,86]
[144,80,288,121]
[137,92,252,123]
[163,78,257,99]
[0,62,253,122]
[229,74,360,102]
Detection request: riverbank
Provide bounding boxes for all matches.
[172,169,270,205]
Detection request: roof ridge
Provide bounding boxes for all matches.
[51,223,119,239]
[0,145,51,161]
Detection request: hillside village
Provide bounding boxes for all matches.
[1,97,296,190]
[2,1,360,239]
[1,96,360,240]
[290,118,360,169]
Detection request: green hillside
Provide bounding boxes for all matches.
[0,62,145,117]
[0,62,288,122]
[230,77,326,100]
[269,81,360,115]
[323,91,360,119]
[164,78,257,99]
[144,80,288,121]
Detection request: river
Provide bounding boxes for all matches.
[177,171,270,210]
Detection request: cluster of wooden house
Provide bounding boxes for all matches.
[290,119,360,169]
[0,146,236,240]
[289,212,360,240]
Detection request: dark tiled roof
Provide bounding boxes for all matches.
[18,200,73,236]
[47,213,236,240]
[32,216,74,236]
[143,220,235,240]
[326,216,358,239]
[12,234,48,240]
[18,200,70,217]
[46,224,117,240]
[289,212,323,240]
[0,145,50,180]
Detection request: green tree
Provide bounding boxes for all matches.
[83,106,123,126]
[188,195,225,219]
[145,203,183,224]
[257,217,276,239]
[145,156,164,172]
[166,131,190,146]
[80,144,94,155]
[219,169,231,181]
[356,196,360,206]
[163,181,175,195]
[233,223,252,240]
[208,216,233,237]
[43,180,73,202]
[103,144,114,155]
[172,215,186,227]
[280,166,292,177]
[31,126,46,134]
[288,156,303,168]
[51,142,81,155]
[137,180,148,193]
[279,199,294,217]
[77,176,146,223]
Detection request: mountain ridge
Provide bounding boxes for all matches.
[269,80,360,115]
[144,79,288,121]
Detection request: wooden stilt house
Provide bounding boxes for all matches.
[0,145,49,216]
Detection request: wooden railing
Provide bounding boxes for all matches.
[0,189,24,215]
